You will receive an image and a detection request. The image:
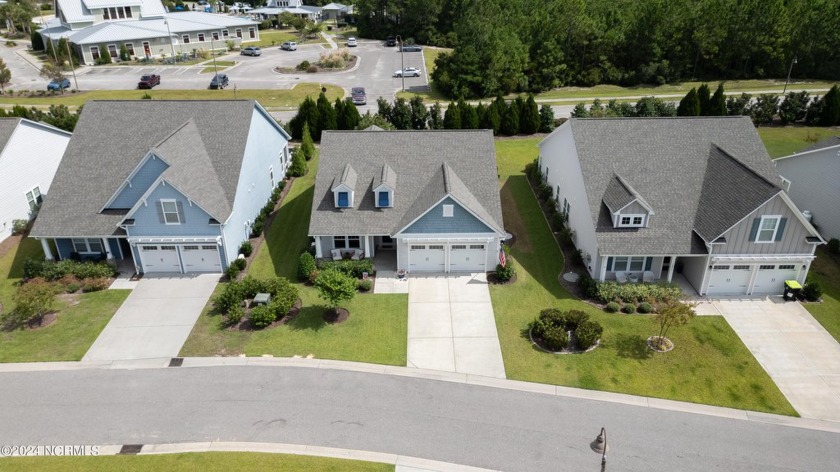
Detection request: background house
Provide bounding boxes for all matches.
[251,0,322,22]
[774,136,840,241]
[538,117,824,296]
[30,100,291,274]
[0,118,72,243]
[309,130,506,274]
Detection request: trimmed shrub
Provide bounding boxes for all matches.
[298,252,317,281]
[495,261,515,282]
[541,325,569,351]
[575,320,603,349]
[604,302,620,313]
[231,258,247,271]
[638,302,653,314]
[578,273,599,300]
[11,219,28,235]
[239,241,253,257]
[65,282,81,294]
[802,282,822,302]
[23,259,115,281]
[828,238,840,255]
[357,279,373,292]
[240,275,266,299]
[249,304,276,329]
[622,303,636,314]
[597,281,681,304]
[225,264,241,281]
[317,258,374,279]
[266,278,298,319]
[23,258,45,279]
[295,60,311,71]
[227,304,244,325]
[563,310,589,330]
[81,278,110,292]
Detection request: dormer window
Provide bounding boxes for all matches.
[618,214,645,228]
[377,191,390,207]
[337,192,350,208]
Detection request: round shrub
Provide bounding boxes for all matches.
[296,60,311,71]
[575,320,603,349]
[232,258,247,271]
[563,309,589,331]
[266,278,298,318]
[623,303,636,314]
[541,325,569,351]
[298,252,316,281]
[637,302,652,314]
[239,241,253,257]
[240,275,267,298]
[225,264,241,281]
[227,305,244,325]
[802,282,822,302]
[538,308,564,327]
[65,283,81,294]
[357,279,373,292]
[249,305,276,329]
[215,281,245,314]
[578,273,599,300]
[495,262,515,282]
[604,302,620,313]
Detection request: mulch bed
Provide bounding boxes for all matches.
[323,307,349,324]
[24,312,58,330]
[228,298,302,331]
[487,272,517,285]
[274,55,358,74]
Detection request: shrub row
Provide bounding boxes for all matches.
[316,258,374,279]
[225,257,247,280]
[250,181,286,238]
[23,258,116,281]
[596,281,682,304]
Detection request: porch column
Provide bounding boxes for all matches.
[363,236,370,258]
[368,236,375,258]
[103,238,114,260]
[314,236,322,258]
[666,256,676,283]
[41,239,54,261]
[599,256,607,282]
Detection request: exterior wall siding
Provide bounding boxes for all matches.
[681,256,707,293]
[0,121,71,242]
[108,238,122,259]
[126,181,221,237]
[79,35,250,64]
[713,194,813,255]
[56,238,73,260]
[109,154,168,209]
[775,150,840,240]
[220,106,289,265]
[402,197,494,234]
[538,123,600,277]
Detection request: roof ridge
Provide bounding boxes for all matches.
[442,162,451,193]
[710,143,781,190]
[150,118,194,152]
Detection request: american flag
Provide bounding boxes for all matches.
[499,245,507,268]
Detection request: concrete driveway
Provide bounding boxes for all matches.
[715,298,840,422]
[82,274,219,362]
[407,273,505,378]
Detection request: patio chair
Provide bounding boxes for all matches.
[615,271,629,284]
[643,271,655,283]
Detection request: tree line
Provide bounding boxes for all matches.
[287,93,556,140]
[0,104,82,132]
[356,0,840,99]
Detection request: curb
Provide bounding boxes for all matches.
[2,356,839,433]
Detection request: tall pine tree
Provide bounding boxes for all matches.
[709,83,727,116]
[677,88,700,116]
[819,85,840,126]
[697,83,712,116]
[520,94,540,134]
[315,92,335,140]
[443,104,462,129]
[501,100,520,135]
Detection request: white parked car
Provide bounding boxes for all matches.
[394,67,421,77]
[280,41,297,51]
[346,37,357,47]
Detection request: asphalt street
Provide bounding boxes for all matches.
[1,366,837,471]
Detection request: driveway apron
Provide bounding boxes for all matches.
[82,274,219,362]
[716,298,840,422]
[407,273,506,378]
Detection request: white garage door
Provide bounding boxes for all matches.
[409,244,445,272]
[140,245,180,273]
[449,244,486,272]
[707,265,752,295]
[181,245,222,273]
[751,264,798,294]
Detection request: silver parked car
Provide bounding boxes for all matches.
[394,67,421,77]
[280,41,297,51]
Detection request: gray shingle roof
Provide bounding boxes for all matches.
[332,163,357,191]
[602,175,636,212]
[31,100,258,238]
[373,164,396,189]
[799,135,840,153]
[0,118,21,154]
[559,117,783,255]
[309,130,504,236]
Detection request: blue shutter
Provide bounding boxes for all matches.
[644,258,652,271]
[775,218,787,242]
[606,257,613,271]
[748,218,760,241]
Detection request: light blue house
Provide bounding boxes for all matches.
[30,100,291,274]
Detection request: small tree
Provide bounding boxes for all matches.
[119,44,130,61]
[697,83,712,116]
[97,44,112,64]
[287,147,307,177]
[316,92,336,139]
[409,95,428,130]
[819,84,840,126]
[750,94,779,125]
[500,100,520,135]
[300,122,315,161]
[355,111,395,130]
[709,83,727,116]
[427,102,443,129]
[0,59,11,93]
[539,104,555,132]
[520,94,540,134]
[342,98,361,129]
[443,103,461,129]
[778,91,810,125]
[3,279,60,329]
[390,97,412,129]
[40,61,66,93]
[677,88,700,116]
[30,30,45,51]
[314,268,356,318]
[651,301,696,351]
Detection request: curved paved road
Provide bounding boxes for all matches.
[1,365,837,471]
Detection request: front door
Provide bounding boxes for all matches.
[142,41,151,57]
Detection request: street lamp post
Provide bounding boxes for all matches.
[782,57,798,95]
[395,34,405,92]
[211,31,220,79]
[163,18,177,60]
[590,427,609,471]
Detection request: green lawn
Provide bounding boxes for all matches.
[489,137,796,415]
[804,247,840,343]
[0,236,130,363]
[757,127,840,158]
[200,60,237,74]
[250,29,325,48]
[0,84,344,109]
[0,452,392,471]
[180,155,408,365]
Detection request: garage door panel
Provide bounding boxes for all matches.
[707,265,751,295]
[140,245,181,273]
[752,264,798,294]
[181,245,222,272]
[450,244,486,272]
[410,245,445,272]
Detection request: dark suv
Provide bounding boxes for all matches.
[138,74,160,89]
[209,73,229,89]
[385,35,396,47]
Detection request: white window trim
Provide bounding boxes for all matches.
[107,43,118,58]
[26,186,41,211]
[182,34,191,44]
[198,33,206,42]
[333,236,361,249]
[161,199,181,225]
[377,190,391,208]
[442,204,454,217]
[617,213,646,228]
[72,238,104,254]
[756,215,781,243]
[612,256,646,272]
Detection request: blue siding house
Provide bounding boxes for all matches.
[31,100,291,274]
[309,130,506,273]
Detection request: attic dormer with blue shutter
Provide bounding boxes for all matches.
[602,174,654,228]
[373,164,396,208]
[332,163,357,209]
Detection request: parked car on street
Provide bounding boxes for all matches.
[47,78,71,91]
[240,46,261,56]
[351,87,366,105]
[399,44,422,52]
[346,37,357,47]
[394,67,421,77]
[385,36,397,47]
[280,41,297,51]
[138,74,161,89]
[209,73,229,89]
